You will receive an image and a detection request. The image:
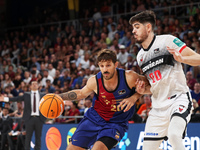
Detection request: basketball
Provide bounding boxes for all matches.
[46,127,62,150]
[39,94,64,119]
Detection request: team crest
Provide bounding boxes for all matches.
[101,95,106,99]
[118,89,126,95]
[154,48,160,54]
[179,105,185,112]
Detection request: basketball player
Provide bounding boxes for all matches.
[129,10,200,150]
[59,49,149,150]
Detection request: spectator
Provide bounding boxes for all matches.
[45,79,56,93]
[108,24,117,42]
[76,69,85,87]
[58,69,71,88]
[119,31,132,48]
[7,118,26,150]
[41,69,54,87]
[186,71,197,90]
[79,52,90,69]
[93,7,102,21]
[6,65,16,80]
[190,82,200,105]
[137,95,152,122]
[48,63,56,78]
[1,73,14,90]
[190,99,200,122]
[23,71,31,85]
[84,98,92,114]
[13,73,23,89]
[53,70,61,86]
[62,101,80,123]
[30,70,38,83]
[4,102,15,116]
[118,45,129,65]
[125,54,137,70]
[31,56,40,71]
[0,107,13,150]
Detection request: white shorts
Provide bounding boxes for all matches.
[144,92,193,141]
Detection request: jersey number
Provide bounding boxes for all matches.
[149,70,162,83]
[111,104,121,112]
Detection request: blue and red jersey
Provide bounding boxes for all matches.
[85,68,136,125]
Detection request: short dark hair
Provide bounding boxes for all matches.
[129,10,156,29]
[97,49,117,64]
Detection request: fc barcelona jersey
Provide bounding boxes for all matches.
[85,68,136,124]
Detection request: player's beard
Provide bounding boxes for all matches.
[135,31,148,44]
[103,70,115,80]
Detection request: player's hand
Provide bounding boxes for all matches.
[135,79,145,94]
[166,46,183,63]
[118,97,135,112]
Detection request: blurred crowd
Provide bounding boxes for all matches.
[0,0,200,131]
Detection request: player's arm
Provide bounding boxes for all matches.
[167,46,200,66]
[59,76,96,101]
[118,71,151,112]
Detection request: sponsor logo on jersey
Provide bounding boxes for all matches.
[154,48,160,54]
[141,55,174,73]
[115,131,120,139]
[142,58,164,72]
[140,58,143,61]
[173,38,184,47]
[118,89,126,95]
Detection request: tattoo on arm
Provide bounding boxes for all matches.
[60,92,77,100]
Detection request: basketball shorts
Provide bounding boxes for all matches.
[144,92,193,141]
[70,117,126,149]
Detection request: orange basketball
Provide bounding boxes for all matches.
[39,94,64,119]
[46,127,62,150]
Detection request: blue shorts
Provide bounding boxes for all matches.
[70,117,126,149]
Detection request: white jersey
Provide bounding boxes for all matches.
[137,35,190,109]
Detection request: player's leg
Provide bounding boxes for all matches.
[168,116,186,150]
[92,137,118,150]
[66,117,98,150]
[66,142,85,150]
[168,92,192,150]
[143,140,163,150]
[143,109,168,150]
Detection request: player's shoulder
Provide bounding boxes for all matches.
[125,70,138,81]
[156,34,176,40]
[86,75,97,87]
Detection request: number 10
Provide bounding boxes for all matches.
[149,70,162,83]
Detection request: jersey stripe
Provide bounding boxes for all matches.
[179,45,186,53]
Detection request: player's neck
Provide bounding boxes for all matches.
[141,32,154,49]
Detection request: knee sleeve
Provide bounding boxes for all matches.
[168,116,186,150]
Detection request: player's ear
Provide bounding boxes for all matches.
[114,61,119,68]
[146,23,152,33]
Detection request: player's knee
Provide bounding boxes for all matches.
[143,141,161,150]
[168,130,182,145]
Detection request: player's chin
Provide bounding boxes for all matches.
[103,75,111,80]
